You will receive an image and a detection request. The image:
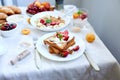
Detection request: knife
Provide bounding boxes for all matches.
[84,50,100,71]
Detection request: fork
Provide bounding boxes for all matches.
[33,37,42,69]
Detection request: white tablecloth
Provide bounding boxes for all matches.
[0,6,120,80]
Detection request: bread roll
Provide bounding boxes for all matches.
[7,6,21,14]
[0,7,14,15]
[0,19,6,24]
[0,12,8,20]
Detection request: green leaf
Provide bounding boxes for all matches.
[46,19,52,23]
[58,33,63,41]
[77,10,83,14]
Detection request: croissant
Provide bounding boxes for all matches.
[7,6,21,14]
[0,12,8,20]
[0,19,6,24]
[0,7,14,15]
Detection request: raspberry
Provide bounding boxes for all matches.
[73,45,80,51]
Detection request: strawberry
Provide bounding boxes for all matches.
[55,22,59,25]
[12,26,16,29]
[50,22,56,26]
[62,30,68,36]
[60,51,69,57]
[40,19,45,24]
[1,27,6,31]
[73,45,80,51]
[63,36,69,41]
[80,13,87,20]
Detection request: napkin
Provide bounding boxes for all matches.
[9,35,34,65]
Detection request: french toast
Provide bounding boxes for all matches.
[44,30,75,54]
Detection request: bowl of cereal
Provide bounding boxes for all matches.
[30,11,71,31]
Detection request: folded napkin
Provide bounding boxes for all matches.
[9,35,34,65]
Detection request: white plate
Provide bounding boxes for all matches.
[36,32,85,61]
[6,14,24,23]
[30,11,71,31]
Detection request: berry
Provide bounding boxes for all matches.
[60,51,69,57]
[40,19,45,24]
[62,30,68,36]
[12,26,16,29]
[1,27,6,31]
[80,13,87,20]
[50,22,56,26]
[73,45,80,51]
[63,36,69,41]
[0,23,17,31]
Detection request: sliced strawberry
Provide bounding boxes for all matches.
[40,19,45,24]
[62,30,68,36]
[60,51,69,57]
[63,36,69,41]
[80,13,87,20]
[12,26,16,29]
[73,45,80,51]
[50,22,56,26]
[55,22,59,25]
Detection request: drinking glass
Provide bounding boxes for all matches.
[73,8,88,30]
[55,0,64,10]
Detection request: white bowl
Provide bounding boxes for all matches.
[6,14,24,23]
[30,11,71,31]
[0,23,18,37]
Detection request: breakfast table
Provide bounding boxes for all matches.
[0,5,120,80]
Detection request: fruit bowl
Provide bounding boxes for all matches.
[26,1,55,16]
[0,22,17,37]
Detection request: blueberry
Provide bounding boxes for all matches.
[10,24,14,26]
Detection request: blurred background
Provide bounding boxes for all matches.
[0,0,120,63]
